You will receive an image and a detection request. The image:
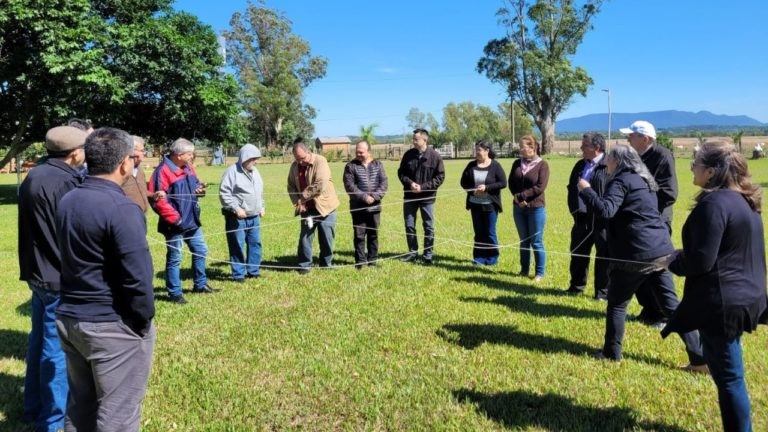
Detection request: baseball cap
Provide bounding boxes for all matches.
[619,121,656,139]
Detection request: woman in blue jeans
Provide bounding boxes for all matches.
[460,140,507,265]
[509,135,549,281]
[663,141,766,432]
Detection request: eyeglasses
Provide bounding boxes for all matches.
[690,161,707,170]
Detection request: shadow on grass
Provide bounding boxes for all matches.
[0,184,19,206]
[15,300,31,318]
[0,329,27,360]
[0,372,29,432]
[452,275,543,296]
[153,265,230,284]
[453,388,687,432]
[460,296,604,320]
[437,323,665,367]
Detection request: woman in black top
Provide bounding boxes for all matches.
[460,140,507,265]
[663,141,766,432]
[578,144,705,367]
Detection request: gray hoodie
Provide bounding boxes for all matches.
[219,144,265,217]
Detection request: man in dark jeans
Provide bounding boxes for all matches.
[56,127,155,431]
[621,120,677,327]
[18,125,87,432]
[397,128,445,265]
[566,132,609,300]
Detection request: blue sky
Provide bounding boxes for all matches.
[173,0,768,136]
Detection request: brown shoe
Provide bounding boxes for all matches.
[682,363,710,374]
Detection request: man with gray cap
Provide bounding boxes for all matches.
[621,120,677,327]
[219,144,265,281]
[18,125,86,432]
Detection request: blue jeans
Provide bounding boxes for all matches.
[225,215,262,279]
[403,201,435,260]
[24,282,67,432]
[298,210,337,268]
[164,227,208,296]
[700,331,752,432]
[512,206,546,276]
[470,207,499,265]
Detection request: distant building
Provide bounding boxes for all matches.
[315,136,352,159]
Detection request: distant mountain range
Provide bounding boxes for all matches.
[557,110,765,133]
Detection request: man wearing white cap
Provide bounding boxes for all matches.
[620,120,677,327]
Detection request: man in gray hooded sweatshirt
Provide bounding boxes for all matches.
[219,144,265,281]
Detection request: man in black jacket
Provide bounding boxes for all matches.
[18,125,87,432]
[566,133,609,300]
[397,128,445,265]
[621,120,677,326]
[55,128,155,431]
[343,140,388,268]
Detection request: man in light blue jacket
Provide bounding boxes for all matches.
[219,144,265,281]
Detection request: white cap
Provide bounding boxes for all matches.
[619,120,656,139]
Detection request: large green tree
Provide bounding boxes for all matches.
[477,0,603,154]
[224,0,327,148]
[0,0,240,167]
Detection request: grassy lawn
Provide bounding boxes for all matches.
[1,155,767,431]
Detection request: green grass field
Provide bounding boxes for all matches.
[1,155,767,431]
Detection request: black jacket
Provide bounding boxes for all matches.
[579,168,673,261]
[664,189,767,339]
[18,158,83,291]
[343,159,388,212]
[397,147,445,203]
[459,159,507,212]
[567,156,609,226]
[56,177,155,335]
[641,145,678,224]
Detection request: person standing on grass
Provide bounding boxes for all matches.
[122,135,164,213]
[287,139,339,274]
[149,138,217,304]
[343,140,388,269]
[509,135,549,282]
[621,120,674,327]
[663,141,766,432]
[55,127,155,432]
[578,144,706,369]
[565,132,609,300]
[397,128,445,265]
[459,140,507,265]
[18,125,87,432]
[219,144,265,282]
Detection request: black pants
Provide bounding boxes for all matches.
[568,213,609,299]
[634,219,672,320]
[351,210,380,265]
[602,266,704,364]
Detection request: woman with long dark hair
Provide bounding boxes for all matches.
[578,144,706,367]
[663,141,766,432]
[509,135,548,281]
[460,140,507,265]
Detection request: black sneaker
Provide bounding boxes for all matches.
[246,274,260,279]
[400,254,418,263]
[192,284,218,294]
[169,294,187,304]
[565,286,583,295]
[297,268,310,275]
[421,258,434,266]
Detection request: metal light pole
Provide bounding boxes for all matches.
[602,88,611,145]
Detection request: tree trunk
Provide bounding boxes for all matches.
[535,116,555,155]
[0,117,33,170]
